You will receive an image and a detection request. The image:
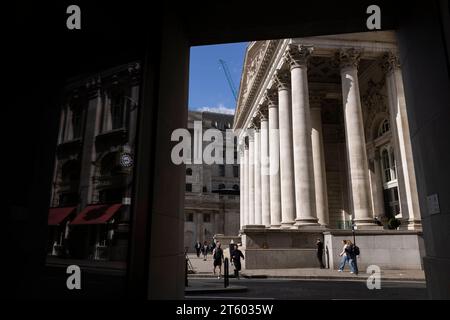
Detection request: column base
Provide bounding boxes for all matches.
[280,222,295,229]
[291,223,327,230]
[243,224,266,230]
[293,218,319,227]
[269,224,282,229]
[399,219,422,231]
[354,218,383,230]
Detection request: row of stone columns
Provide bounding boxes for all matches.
[239,45,420,230]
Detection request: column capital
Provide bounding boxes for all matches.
[381,51,401,74]
[128,62,141,85]
[257,104,269,121]
[264,88,279,108]
[86,77,102,99]
[286,44,314,70]
[251,116,261,130]
[337,48,362,70]
[274,70,290,90]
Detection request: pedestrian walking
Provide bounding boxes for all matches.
[338,240,351,272]
[194,241,202,258]
[231,244,245,279]
[202,241,209,261]
[212,242,224,278]
[346,240,359,275]
[316,238,325,269]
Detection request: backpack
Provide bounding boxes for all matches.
[353,245,360,256]
[214,248,222,260]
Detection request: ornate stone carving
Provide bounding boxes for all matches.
[265,88,278,107]
[251,115,261,129]
[128,62,141,85]
[258,104,269,121]
[235,40,281,129]
[86,77,102,99]
[361,78,388,139]
[285,44,314,69]
[337,48,362,70]
[242,41,269,102]
[274,70,290,90]
[381,51,400,74]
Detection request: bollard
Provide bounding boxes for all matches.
[224,258,229,288]
[185,258,188,287]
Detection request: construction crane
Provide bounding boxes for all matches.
[219,59,238,102]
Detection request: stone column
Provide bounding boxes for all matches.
[382,52,421,230]
[310,101,329,226]
[248,131,255,225]
[338,49,378,228]
[243,141,249,226]
[275,70,296,227]
[79,77,103,208]
[267,89,282,228]
[239,144,244,229]
[253,118,263,225]
[259,105,271,227]
[286,44,319,227]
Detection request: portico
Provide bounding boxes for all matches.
[234,32,424,270]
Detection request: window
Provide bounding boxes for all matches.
[99,188,124,203]
[380,146,397,185]
[202,186,207,192]
[233,184,239,191]
[71,104,83,139]
[59,192,79,206]
[390,147,397,180]
[218,183,225,189]
[233,165,239,178]
[185,213,193,222]
[377,119,390,138]
[381,149,391,183]
[100,152,121,177]
[61,160,81,183]
[186,168,192,176]
[111,94,124,129]
[219,165,225,177]
[185,184,192,192]
[203,214,211,223]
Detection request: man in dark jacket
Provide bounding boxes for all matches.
[316,238,325,269]
[231,244,245,279]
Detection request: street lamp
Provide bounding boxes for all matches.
[351,219,357,246]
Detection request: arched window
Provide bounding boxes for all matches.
[377,119,390,138]
[186,168,192,176]
[233,184,239,191]
[390,147,397,180]
[218,183,225,189]
[381,146,397,184]
[100,152,121,177]
[381,149,391,183]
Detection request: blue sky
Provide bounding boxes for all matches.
[189,42,248,114]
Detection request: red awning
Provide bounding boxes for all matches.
[70,204,122,225]
[48,207,77,225]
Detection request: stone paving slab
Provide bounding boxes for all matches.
[187,254,425,281]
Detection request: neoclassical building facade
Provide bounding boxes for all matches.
[48,62,140,261]
[184,111,240,251]
[234,32,424,270]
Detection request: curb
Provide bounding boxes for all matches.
[185,285,248,294]
[241,274,425,282]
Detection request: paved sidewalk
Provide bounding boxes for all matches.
[187,254,425,281]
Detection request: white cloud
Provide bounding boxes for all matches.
[196,104,235,115]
